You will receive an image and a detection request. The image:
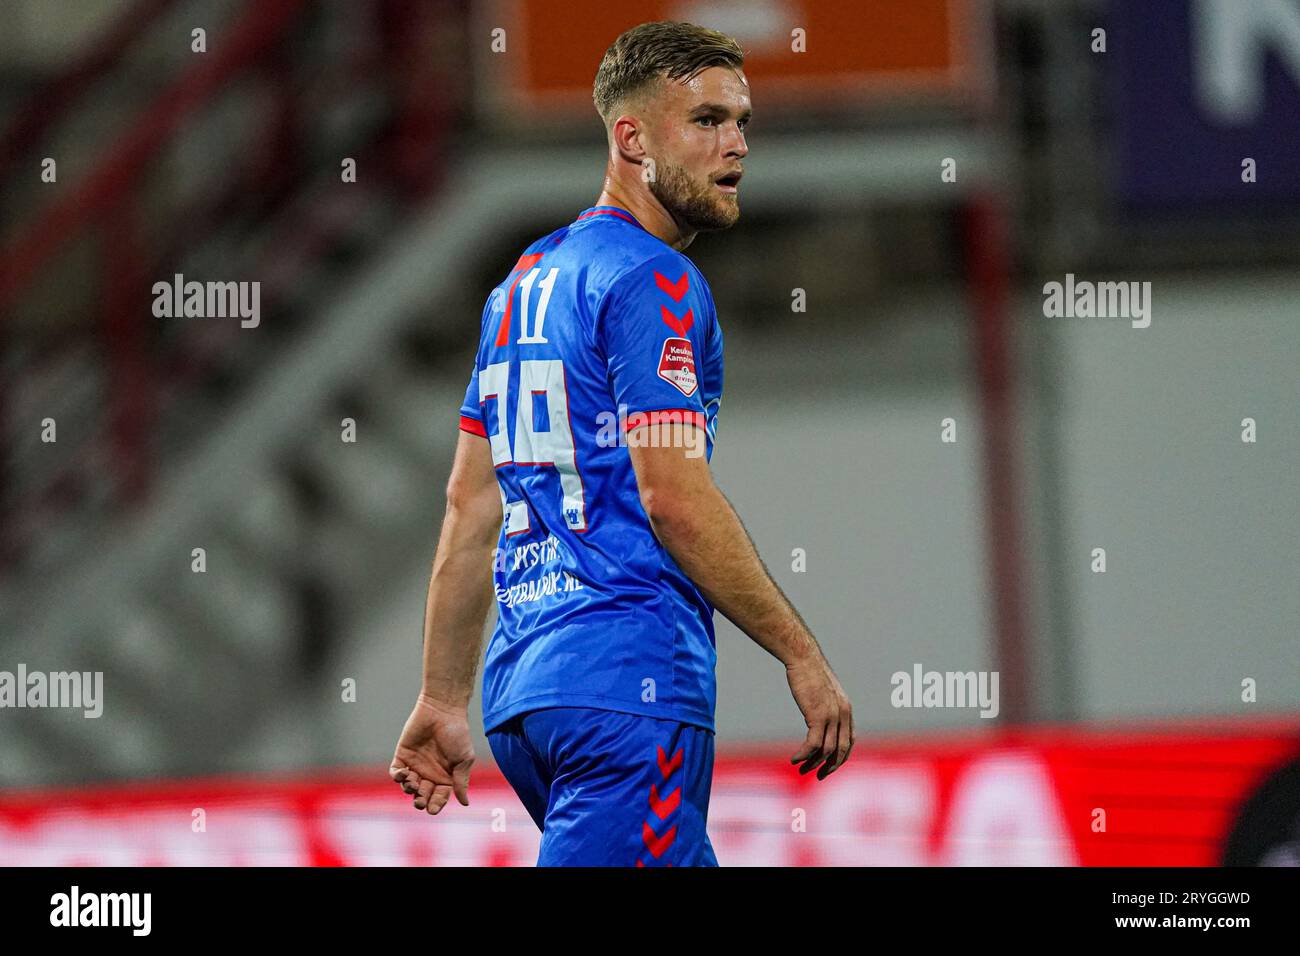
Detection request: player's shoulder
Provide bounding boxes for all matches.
[592,238,712,311]
[492,213,712,316]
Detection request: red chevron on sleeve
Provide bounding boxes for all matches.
[660,305,694,337]
[654,269,689,301]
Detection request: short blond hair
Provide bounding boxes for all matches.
[593,21,744,129]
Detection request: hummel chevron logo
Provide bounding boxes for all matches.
[642,819,678,859]
[660,305,694,337]
[657,745,683,779]
[654,270,689,301]
[636,744,685,865]
[648,783,681,821]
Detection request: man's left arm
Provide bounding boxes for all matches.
[390,429,500,815]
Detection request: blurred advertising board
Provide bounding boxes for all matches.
[1,719,1296,866]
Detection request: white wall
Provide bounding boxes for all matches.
[1051,272,1300,719]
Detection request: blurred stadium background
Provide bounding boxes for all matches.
[0,0,1297,865]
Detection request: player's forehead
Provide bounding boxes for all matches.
[660,65,751,116]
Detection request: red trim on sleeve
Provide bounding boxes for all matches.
[459,415,487,437]
[623,409,707,434]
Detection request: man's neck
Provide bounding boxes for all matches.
[594,184,696,252]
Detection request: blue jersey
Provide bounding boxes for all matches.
[458,205,724,733]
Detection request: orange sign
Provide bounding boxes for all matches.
[482,0,989,121]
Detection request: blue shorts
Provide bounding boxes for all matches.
[487,706,718,867]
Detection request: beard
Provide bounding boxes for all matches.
[648,159,740,233]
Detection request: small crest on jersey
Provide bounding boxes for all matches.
[657,337,698,397]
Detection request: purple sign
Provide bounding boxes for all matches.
[1113,0,1300,208]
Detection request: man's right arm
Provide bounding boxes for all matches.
[628,437,854,779]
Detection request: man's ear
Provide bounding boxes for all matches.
[612,114,647,165]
